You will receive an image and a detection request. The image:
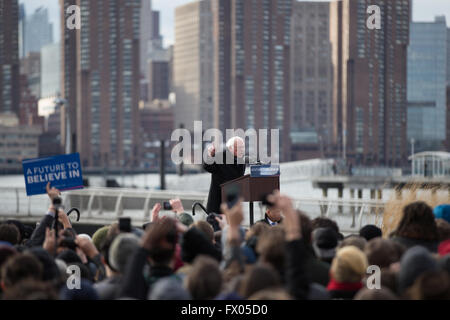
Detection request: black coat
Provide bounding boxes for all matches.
[203,149,246,215]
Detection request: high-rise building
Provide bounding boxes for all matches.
[41,42,61,98]
[148,61,170,101]
[446,87,450,151]
[20,52,41,98]
[24,7,53,56]
[152,11,162,43]
[19,74,44,130]
[407,17,447,153]
[212,0,292,162]
[140,0,153,78]
[0,0,20,116]
[212,0,231,134]
[290,1,333,154]
[447,28,450,151]
[18,3,26,58]
[448,28,450,87]
[139,100,174,171]
[60,0,141,168]
[174,0,214,131]
[330,0,411,166]
[60,0,78,156]
[0,113,41,173]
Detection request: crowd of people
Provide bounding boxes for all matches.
[0,183,449,300]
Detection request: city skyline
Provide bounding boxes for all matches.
[20,0,450,48]
[5,0,450,169]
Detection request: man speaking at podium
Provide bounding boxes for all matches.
[203,137,246,215]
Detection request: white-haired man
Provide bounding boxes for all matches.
[203,137,246,216]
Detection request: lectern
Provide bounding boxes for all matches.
[220,174,280,225]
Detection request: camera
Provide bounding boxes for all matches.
[52,196,63,211]
[163,201,173,210]
[224,184,240,209]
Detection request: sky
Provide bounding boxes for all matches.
[20,0,450,47]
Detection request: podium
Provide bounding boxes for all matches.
[220,174,280,225]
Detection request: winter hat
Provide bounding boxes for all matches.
[60,279,99,300]
[177,213,194,227]
[438,239,450,257]
[398,246,439,293]
[92,226,110,250]
[359,225,382,241]
[108,233,140,273]
[331,246,368,283]
[434,205,450,223]
[312,227,338,260]
[148,277,191,300]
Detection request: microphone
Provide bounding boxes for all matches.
[244,156,269,165]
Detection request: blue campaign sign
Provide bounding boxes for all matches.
[22,153,84,196]
[250,164,280,177]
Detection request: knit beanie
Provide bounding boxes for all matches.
[92,226,110,251]
[398,245,439,293]
[109,233,140,273]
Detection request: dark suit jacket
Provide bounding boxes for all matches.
[203,148,246,214]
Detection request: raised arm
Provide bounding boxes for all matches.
[268,192,310,299]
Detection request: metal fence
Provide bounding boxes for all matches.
[0,187,387,232]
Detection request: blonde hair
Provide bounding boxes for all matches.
[331,246,368,283]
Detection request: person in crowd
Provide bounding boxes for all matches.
[92,225,110,251]
[439,239,450,257]
[311,217,344,240]
[390,201,440,252]
[203,136,246,215]
[239,263,281,298]
[354,287,398,300]
[397,245,439,297]
[435,219,450,242]
[3,179,450,302]
[326,246,368,299]
[191,221,215,245]
[186,255,223,300]
[148,277,192,300]
[290,213,330,287]
[433,204,450,224]
[258,206,283,226]
[338,235,367,251]
[312,227,339,265]
[364,238,402,269]
[406,270,450,300]
[0,224,21,246]
[94,233,139,300]
[359,224,382,241]
[1,253,43,295]
[2,279,58,300]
